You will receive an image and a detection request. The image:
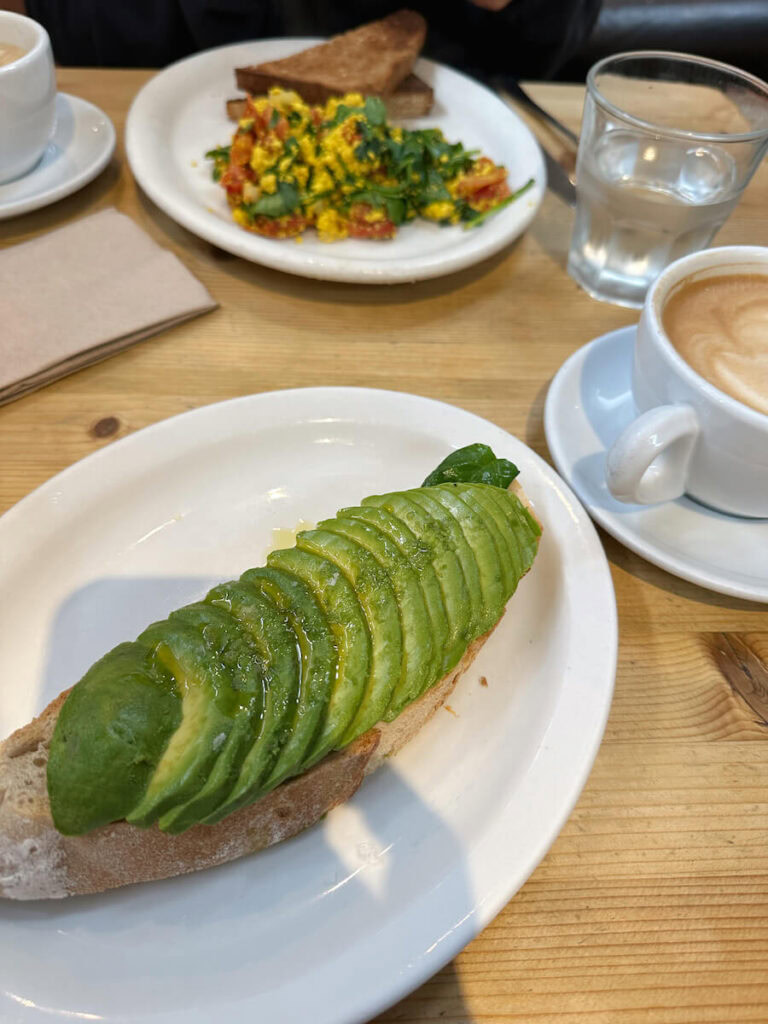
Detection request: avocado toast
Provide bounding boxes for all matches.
[0,446,541,900]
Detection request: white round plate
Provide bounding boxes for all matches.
[0,388,615,1024]
[125,40,545,283]
[545,326,768,602]
[0,93,115,220]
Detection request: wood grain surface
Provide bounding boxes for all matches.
[1,70,767,1023]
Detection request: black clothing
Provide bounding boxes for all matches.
[28,0,600,79]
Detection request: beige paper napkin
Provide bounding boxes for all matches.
[0,208,217,405]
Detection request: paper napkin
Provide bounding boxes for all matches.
[0,208,217,405]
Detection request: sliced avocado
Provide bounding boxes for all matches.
[296,527,402,742]
[456,483,523,591]
[48,642,180,836]
[265,545,369,752]
[475,485,541,575]
[126,620,242,828]
[155,601,265,834]
[438,485,518,602]
[319,512,434,718]
[338,504,450,684]
[198,580,301,826]
[241,565,336,776]
[425,486,506,630]
[363,491,470,673]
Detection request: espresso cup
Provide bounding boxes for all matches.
[0,11,56,184]
[605,246,768,518]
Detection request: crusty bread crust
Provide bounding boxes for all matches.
[0,484,541,901]
[235,10,427,101]
[0,632,486,900]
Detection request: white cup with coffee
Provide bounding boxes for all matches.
[0,11,56,184]
[606,245,768,518]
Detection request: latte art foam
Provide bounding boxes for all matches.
[662,272,768,417]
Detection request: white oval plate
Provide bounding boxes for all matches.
[0,388,615,1024]
[0,93,115,220]
[125,41,545,283]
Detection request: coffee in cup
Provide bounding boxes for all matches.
[662,272,768,417]
[0,12,55,184]
[605,245,768,518]
[0,41,27,66]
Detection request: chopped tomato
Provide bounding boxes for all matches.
[220,163,248,196]
[230,134,253,167]
[347,219,396,239]
[456,160,507,198]
[470,179,511,209]
[249,213,308,238]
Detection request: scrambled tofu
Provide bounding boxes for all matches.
[206,89,525,242]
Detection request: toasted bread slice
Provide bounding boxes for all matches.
[235,10,427,103]
[226,73,434,124]
[0,631,486,899]
[0,480,539,901]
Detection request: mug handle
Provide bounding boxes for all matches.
[606,405,700,505]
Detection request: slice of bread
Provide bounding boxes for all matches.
[226,73,434,124]
[0,480,539,901]
[235,10,427,103]
[0,631,487,900]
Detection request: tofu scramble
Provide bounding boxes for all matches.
[206,89,533,242]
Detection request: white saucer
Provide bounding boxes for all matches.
[544,326,768,603]
[0,93,115,220]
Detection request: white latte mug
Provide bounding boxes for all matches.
[0,11,56,184]
[606,246,768,519]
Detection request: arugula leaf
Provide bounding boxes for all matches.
[205,145,231,162]
[277,180,300,212]
[243,183,300,219]
[422,444,519,489]
[287,110,303,127]
[268,108,280,129]
[384,196,406,225]
[363,96,387,126]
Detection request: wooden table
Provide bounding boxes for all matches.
[2,70,768,1023]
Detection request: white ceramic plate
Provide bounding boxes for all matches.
[0,388,615,1024]
[545,326,768,602]
[125,41,545,282]
[0,93,115,220]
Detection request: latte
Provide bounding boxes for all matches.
[0,42,27,66]
[662,272,768,416]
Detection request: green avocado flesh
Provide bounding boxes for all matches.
[47,477,540,836]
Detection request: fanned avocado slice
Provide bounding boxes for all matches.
[319,513,434,719]
[48,642,180,836]
[198,580,301,826]
[154,602,265,835]
[126,620,242,828]
[241,565,336,776]
[456,484,523,590]
[266,545,369,752]
[428,485,508,626]
[473,485,541,573]
[296,528,402,742]
[363,491,470,673]
[338,504,450,683]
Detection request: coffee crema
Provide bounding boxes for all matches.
[0,41,27,66]
[662,272,768,416]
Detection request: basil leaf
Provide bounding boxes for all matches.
[422,444,519,489]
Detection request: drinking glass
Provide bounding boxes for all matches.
[567,51,768,308]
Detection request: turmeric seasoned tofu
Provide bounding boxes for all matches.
[206,88,530,242]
